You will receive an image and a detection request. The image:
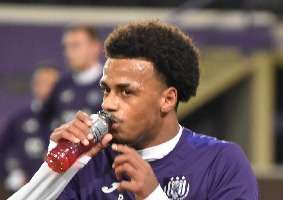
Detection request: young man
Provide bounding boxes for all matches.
[9,20,258,200]
[43,25,103,128]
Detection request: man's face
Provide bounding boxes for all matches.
[63,30,100,71]
[100,58,166,148]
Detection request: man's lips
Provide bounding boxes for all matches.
[110,116,122,130]
[111,122,120,129]
[110,115,122,131]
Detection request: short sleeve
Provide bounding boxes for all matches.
[207,143,259,200]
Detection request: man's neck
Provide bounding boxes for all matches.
[138,113,180,149]
[138,124,183,162]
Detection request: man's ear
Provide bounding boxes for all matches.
[160,87,178,113]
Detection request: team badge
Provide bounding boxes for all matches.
[163,176,190,200]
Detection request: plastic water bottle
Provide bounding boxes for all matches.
[46,110,112,173]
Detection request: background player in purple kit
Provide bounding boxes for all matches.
[43,25,103,129]
[9,20,258,200]
[0,66,59,193]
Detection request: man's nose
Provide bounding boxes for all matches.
[101,93,118,112]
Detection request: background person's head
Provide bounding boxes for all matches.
[101,20,200,149]
[32,66,59,103]
[63,25,101,72]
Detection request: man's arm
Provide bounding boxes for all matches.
[208,143,259,200]
[8,111,112,200]
[7,141,91,200]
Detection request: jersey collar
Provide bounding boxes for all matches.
[72,63,101,85]
[138,125,183,162]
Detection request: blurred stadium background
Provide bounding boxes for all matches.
[0,0,283,199]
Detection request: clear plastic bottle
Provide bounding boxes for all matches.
[46,110,112,173]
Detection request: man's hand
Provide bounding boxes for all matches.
[112,144,159,199]
[50,111,112,157]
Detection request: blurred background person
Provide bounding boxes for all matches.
[43,25,103,129]
[0,65,59,194]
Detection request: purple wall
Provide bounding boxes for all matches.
[0,24,65,130]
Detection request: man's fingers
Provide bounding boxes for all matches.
[50,124,68,142]
[111,144,135,154]
[76,111,92,126]
[118,180,137,193]
[100,134,113,147]
[112,144,143,169]
[114,163,136,181]
[61,131,80,143]
[73,120,91,136]
[66,124,89,146]
[112,154,138,170]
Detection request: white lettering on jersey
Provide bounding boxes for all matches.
[101,182,119,194]
[118,194,124,200]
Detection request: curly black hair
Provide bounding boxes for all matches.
[104,20,200,104]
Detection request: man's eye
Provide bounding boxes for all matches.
[101,87,110,95]
[121,89,132,96]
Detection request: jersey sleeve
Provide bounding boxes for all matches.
[207,143,259,200]
[7,141,91,200]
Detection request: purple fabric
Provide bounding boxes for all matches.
[0,105,50,181]
[41,72,103,127]
[57,128,258,200]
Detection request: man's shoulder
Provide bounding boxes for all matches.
[182,127,232,150]
[181,128,248,165]
[180,128,258,197]
[5,106,33,125]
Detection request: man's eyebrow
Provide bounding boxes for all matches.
[100,81,134,89]
[116,83,131,88]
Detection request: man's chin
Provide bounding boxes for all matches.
[110,132,134,146]
[111,135,129,145]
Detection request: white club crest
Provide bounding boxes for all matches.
[164,176,190,200]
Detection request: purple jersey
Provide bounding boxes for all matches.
[57,128,258,200]
[0,105,50,181]
[42,71,103,128]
